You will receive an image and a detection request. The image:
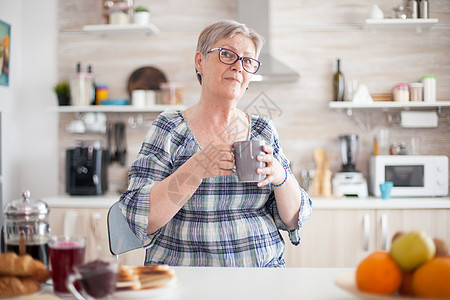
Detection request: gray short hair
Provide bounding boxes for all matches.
[195,19,264,84]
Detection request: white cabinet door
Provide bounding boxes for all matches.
[283,209,376,267]
[284,208,450,268]
[375,209,450,252]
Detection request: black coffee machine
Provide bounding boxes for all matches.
[66,141,109,195]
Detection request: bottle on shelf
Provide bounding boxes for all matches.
[333,59,345,101]
[87,64,96,105]
[409,0,419,19]
[419,0,429,19]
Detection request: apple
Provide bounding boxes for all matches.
[390,230,436,272]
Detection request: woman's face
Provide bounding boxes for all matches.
[196,34,256,102]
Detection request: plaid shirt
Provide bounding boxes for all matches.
[119,111,312,267]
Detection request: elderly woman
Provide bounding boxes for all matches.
[119,19,312,267]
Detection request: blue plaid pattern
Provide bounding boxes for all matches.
[119,111,312,267]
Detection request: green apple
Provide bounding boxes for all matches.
[390,230,436,272]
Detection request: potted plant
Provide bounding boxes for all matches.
[53,81,70,106]
[133,6,150,25]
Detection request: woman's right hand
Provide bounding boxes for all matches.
[190,142,235,178]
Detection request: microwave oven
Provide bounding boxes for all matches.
[370,155,448,197]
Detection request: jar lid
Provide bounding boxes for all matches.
[422,75,436,79]
[410,82,424,87]
[4,190,49,221]
[394,83,409,88]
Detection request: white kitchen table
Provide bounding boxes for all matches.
[40,267,357,299]
[163,267,357,300]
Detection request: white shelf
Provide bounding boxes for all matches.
[82,23,160,35]
[364,18,438,30]
[53,104,186,113]
[328,101,450,110]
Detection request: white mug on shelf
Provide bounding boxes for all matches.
[132,89,146,107]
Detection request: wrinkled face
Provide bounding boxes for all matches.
[196,34,257,101]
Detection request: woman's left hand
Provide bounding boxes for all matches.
[256,144,285,187]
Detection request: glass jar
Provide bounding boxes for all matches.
[392,83,410,102]
[109,2,130,25]
[2,191,50,267]
[409,82,423,102]
[159,83,183,105]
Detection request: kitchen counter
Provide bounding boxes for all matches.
[42,194,450,209]
[41,267,358,300]
[43,195,119,208]
[312,196,450,209]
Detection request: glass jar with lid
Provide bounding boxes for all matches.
[393,83,410,102]
[409,82,423,102]
[2,190,50,267]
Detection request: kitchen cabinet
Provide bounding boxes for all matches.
[283,207,450,268]
[48,206,145,265]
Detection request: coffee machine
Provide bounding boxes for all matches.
[332,134,368,197]
[66,141,109,195]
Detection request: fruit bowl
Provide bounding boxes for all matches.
[335,270,419,300]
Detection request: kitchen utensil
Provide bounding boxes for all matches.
[113,122,127,166]
[127,66,168,97]
[311,148,332,197]
[2,191,50,268]
[48,236,86,295]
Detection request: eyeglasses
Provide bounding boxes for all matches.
[207,48,261,74]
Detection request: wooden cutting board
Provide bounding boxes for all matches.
[127,66,168,96]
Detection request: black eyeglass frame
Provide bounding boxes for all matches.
[207,47,261,74]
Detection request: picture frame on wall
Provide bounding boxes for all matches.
[0,19,11,87]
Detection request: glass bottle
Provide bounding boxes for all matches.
[333,59,345,101]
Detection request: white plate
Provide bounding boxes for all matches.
[334,270,419,300]
[113,280,178,300]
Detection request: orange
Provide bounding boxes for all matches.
[356,251,402,295]
[411,256,450,298]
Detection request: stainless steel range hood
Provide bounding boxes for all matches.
[237,0,300,83]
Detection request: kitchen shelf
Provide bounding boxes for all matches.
[82,23,160,35]
[364,18,438,31]
[53,104,186,113]
[329,101,450,110]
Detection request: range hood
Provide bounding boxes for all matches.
[237,0,300,83]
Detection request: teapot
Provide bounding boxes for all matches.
[1,190,50,267]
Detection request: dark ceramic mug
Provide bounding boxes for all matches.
[232,140,266,182]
